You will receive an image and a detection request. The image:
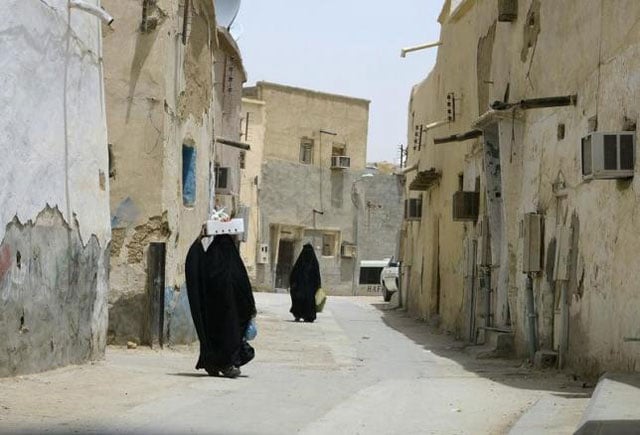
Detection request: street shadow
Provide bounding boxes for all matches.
[371,302,594,395]
[575,420,640,435]
[168,372,250,379]
[169,372,209,377]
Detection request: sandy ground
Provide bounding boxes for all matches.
[0,293,591,434]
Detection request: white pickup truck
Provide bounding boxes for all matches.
[380,258,400,302]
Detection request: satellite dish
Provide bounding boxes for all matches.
[216,0,241,29]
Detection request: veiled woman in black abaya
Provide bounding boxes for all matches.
[185,234,257,378]
[289,243,321,322]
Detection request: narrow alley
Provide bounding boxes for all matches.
[0,294,589,434]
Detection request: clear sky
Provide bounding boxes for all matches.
[233,1,442,164]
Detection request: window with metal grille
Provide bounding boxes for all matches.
[322,233,336,256]
[405,198,422,220]
[239,151,246,169]
[300,138,314,164]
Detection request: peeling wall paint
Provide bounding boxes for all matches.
[0,1,111,376]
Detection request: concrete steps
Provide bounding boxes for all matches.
[466,327,515,359]
[574,373,640,434]
[508,394,590,435]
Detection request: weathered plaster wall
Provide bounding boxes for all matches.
[353,173,405,295]
[0,0,111,375]
[213,29,246,215]
[257,160,360,294]
[252,82,370,171]
[104,0,217,345]
[404,0,640,374]
[490,0,640,374]
[239,98,266,280]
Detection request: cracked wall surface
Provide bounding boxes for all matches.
[0,1,111,376]
[103,0,219,345]
[403,0,640,375]
[0,209,109,377]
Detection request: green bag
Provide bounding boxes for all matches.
[315,288,327,312]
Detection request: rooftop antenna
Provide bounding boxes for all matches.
[216,0,242,29]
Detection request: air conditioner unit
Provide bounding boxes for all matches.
[214,167,231,195]
[330,156,351,169]
[452,191,480,222]
[498,0,518,22]
[522,213,543,273]
[257,244,269,264]
[405,198,422,220]
[581,132,635,179]
[341,243,357,258]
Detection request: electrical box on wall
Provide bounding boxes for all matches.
[498,0,518,22]
[521,213,543,273]
[341,243,357,258]
[257,244,269,264]
[581,132,635,179]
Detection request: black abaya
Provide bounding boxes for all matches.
[289,244,321,322]
[185,235,256,372]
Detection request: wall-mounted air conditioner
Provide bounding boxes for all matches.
[257,244,269,264]
[341,243,357,258]
[215,167,231,195]
[452,191,480,222]
[521,213,543,273]
[404,198,422,220]
[581,132,635,179]
[331,156,351,169]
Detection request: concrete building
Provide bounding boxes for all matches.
[401,0,640,376]
[242,82,403,296]
[104,0,246,346]
[238,96,267,281]
[0,0,112,376]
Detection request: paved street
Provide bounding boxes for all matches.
[0,293,589,434]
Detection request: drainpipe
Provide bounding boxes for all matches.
[69,0,114,26]
[525,273,537,362]
[558,281,569,368]
[400,41,442,58]
[480,266,492,330]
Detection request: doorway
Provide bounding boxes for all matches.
[275,240,295,289]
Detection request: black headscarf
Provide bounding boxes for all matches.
[289,243,321,322]
[185,235,256,372]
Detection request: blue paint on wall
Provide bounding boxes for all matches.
[110,197,140,228]
[164,284,198,345]
[182,146,197,207]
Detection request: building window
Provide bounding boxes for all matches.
[405,198,422,220]
[239,151,246,169]
[359,266,383,285]
[322,233,337,256]
[300,138,314,164]
[182,145,197,207]
[332,143,347,157]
